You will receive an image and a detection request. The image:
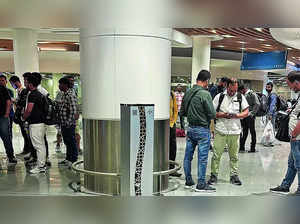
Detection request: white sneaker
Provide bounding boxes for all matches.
[29,166,46,174]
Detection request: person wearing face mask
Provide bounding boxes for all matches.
[208,78,249,186]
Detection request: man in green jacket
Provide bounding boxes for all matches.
[180,70,216,192]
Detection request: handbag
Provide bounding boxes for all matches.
[275,95,300,142]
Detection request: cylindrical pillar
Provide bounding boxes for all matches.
[191,36,211,84]
[13,28,39,77]
[80,28,172,195]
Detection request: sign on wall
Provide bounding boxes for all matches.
[241,51,287,70]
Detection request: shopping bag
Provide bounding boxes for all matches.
[260,120,275,145]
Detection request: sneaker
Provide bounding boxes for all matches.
[207,174,218,185]
[25,157,37,167]
[46,159,52,168]
[270,186,290,195]
[169,171,182,177]
[58,159,70,166]
[230,175,242,186]
[29,166,46,174]
[195,183,216,193]
[184,179,195,189]
[248,150,257,153]
[8,157,17,166]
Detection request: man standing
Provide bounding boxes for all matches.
[270,71,300,195]
[209,77,230,99]
[180,70,216,192]
[174,84,185,130]
[0,74,15,140]
[0,84,17,167]
[57,77,79,167]
[238,84,260,153]
[208,78,249,186]
[65,75,82,154]
[9,75,34,159]
[266,82,278,139]
[22,75,46,174]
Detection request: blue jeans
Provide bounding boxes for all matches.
[281,140,300,191]
[0,116,14,158]
[183,126,210,185]
[61,125,78,163]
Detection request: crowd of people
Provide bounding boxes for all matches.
[169,70,300,195]
[0,72,80,174]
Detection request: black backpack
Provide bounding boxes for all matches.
[276,95,288,111]
[255,92,268,117]
[42,95,58,125]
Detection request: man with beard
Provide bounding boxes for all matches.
[270,71,300,195]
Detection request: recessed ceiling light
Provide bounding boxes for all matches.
[263,44,272,47]
[217,45,225,48]
[211,29,217,33]
[238,41,246,44]
[240,47,246,50]
[38,41,50,44]
[254,28,263,32]
[222,34,235,38]
[74,42,80,45]
[257,38,265,41]
[39,47,67,51]
[287,47,293,50]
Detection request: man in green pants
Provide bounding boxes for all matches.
[208,79,249,186]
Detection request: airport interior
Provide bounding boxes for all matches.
[1,2,300,201]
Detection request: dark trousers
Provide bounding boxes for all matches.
[169,124,177,169]
[19,122,34,154]
[0,116,14,159]
[179,116,185,130]
[61,125,78,163]
[240,116,256,151]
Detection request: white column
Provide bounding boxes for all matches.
[80,28,172,120]
[191,36,211,84]
[13,28,39,77]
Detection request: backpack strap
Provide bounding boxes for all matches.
[216,93,225,112]
[237,92,242,112]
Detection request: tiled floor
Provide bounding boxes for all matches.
[0,119,297,196]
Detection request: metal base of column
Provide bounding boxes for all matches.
[83,119,169,195]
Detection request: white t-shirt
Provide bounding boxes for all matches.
[213,90,249,135]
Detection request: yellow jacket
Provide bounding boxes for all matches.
[170,91,178,128]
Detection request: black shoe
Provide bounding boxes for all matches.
[46,160,52,167]
[195,183,216,193]
[170,172,182,177]
[8,157,17,165]
[270,186,290,195]
[207,174,218,185]
[230,175,242,186]
[248,150,257,153]
[184,179,195,189]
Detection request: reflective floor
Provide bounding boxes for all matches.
[0,119,297,196]
[165,118,297,196]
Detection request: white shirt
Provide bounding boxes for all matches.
[213,90,249,135]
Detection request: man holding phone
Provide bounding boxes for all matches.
[208,78,249,186]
